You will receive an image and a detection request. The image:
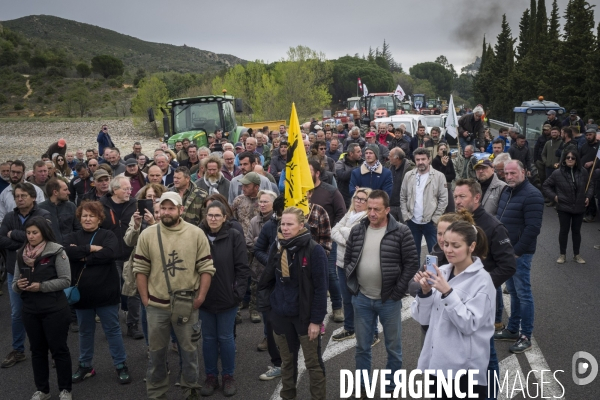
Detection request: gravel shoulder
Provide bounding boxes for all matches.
[0,119,161,167]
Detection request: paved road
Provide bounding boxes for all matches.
[0,207,599,399]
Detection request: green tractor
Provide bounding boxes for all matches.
[150,92,245,149]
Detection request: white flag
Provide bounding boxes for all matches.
[596,145,600,160]
[362,84,369,97]
[394,84,405,101]
[445,95,459,139]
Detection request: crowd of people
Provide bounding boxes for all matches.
[0,111,598,400]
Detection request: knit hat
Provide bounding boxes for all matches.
[364,144,380,159]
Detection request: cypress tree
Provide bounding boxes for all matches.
[585,22,600,119]
[517,9,531,60]
[529,0,538,45]
[491,15,515,120]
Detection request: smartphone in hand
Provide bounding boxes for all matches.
[138,199,153,216]
[20,266,32,283]
[425,255,438,285]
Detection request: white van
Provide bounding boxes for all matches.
[374,114,429,136]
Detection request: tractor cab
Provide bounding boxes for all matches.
[513,97,565,147]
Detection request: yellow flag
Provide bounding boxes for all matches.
[284,103,314,214]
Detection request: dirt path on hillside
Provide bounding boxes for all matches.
[22,74,32,99]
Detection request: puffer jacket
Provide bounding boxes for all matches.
[508,143,532,171]
[496,179,544,256]
[542,152,593,215]
[344,215,419,302]
[331,210,368,268]
[400,168,448,224]
[200,221,249,314]
[335,154,363,208]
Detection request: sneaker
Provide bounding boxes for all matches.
[175,372,181,386]
[116,362,132,384]
[332,308,344,323]
[574,255,586,264]
[30,391,51,400]
[70,322,79,333]
[494,322,504,331]
[259,366,282,381]
[239,301,249,310]
[583,215,595,223]
[127,324,144,340]
[222,374,237,397]
[371,334,381,347]
[1,350,26,368]
[320,323,325,336]
[257,337,268,352]
[250,310,262,323]
[186,388,200,400]
[502,286,509,295]
[556,254,566,264]
[510,335,532,353]
[332,329,355,341]
[235,312,242,325]
[494,328,519,341]
[72,363,96,383]
[58,390,72,400]
[200,374,219,396]
[95,315,100,323]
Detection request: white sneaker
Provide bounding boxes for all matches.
[59,390,72,400]
[31,392,51,400]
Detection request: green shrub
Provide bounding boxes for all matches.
[90,80,102,90]
[107,78,122,88]
[45,86,56,95]
[43,99,49,104]
[103,93,111,102]
[57,95,65,102]
[0,93,6,104]
[37,96,43,103]
[14,103,24,110]
[46,66,66,77]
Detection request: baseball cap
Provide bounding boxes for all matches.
[543,124,552,130]
[474,159,493,170]
[208,133,216,138]
[125,158,138,166]
[314,125,323,130]
[365,131,376,138]
[239,172,261,185]
[93,169,110,180]
[570,109,577,115]
[586,125,598,133]
[158,192,183,206]
[234,142,244,149]
[546,110,556,115]
[58,138,66,148]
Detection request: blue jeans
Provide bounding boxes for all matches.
[338,266,378,335]
[487,336,499,400]
[328,242,342,310]
[495,287,503,324]
[406,220,437,266]
[7,273,26,353]
[76,304,127,366]
[352,292,402,390]
[199,306,238,376]
[505,254,534,338]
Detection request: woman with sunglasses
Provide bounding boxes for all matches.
[54,155,73,181]
[543,150,594,264]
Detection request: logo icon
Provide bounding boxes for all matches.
[572,351,598,385]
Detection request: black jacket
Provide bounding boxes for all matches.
[62,228,120,309]
[0,204,52,275]
[69,176,93,205]
[579,140,600,168]
[388,136,411,159]
[200,222,249,314]
[533,134,550,163]
[508,143,533,171]
[269,151,287,182]
[254,217,279,267]
[38,199,81,244]
[335,154,363,208]
[432,156,456,183]
[543,151,594,215]
[458,113,485,146]
[389,159,415,207]
[472,206,516,288]
[99,194,137,260]
[344,215,419,302]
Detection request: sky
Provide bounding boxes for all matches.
[2,0,594,72]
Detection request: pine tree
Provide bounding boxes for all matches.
[536,0,548,42]
[585,22,600,119]
[548,0,560,44]
[517,9,531,60]
[491,15,515,121]
[529,0,537,45]
[559,0,595,113]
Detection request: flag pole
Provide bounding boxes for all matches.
[585,157,597,192]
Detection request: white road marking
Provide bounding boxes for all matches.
[497,354,526,400]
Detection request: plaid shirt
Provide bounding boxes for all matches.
[307,203,332,256]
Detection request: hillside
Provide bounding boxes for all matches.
[2,15,245,74]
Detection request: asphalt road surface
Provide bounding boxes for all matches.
[1,207,599,399]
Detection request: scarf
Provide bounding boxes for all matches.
[348,210,366,225]
[364,160,381,173]
[203,175,221,195]
[23,241,47,267]
[276,227,310,282]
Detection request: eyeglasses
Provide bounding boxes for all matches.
[318,148,326,151]
[14,194,30,199]
[354,197,368,203]
[207,214,223,220]
[119,187,133,192]
[565,156,576,160]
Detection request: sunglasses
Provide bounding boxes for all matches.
[565,156,576,160]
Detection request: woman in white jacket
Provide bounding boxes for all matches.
[331,188,379,343]
[411,221,495,399]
